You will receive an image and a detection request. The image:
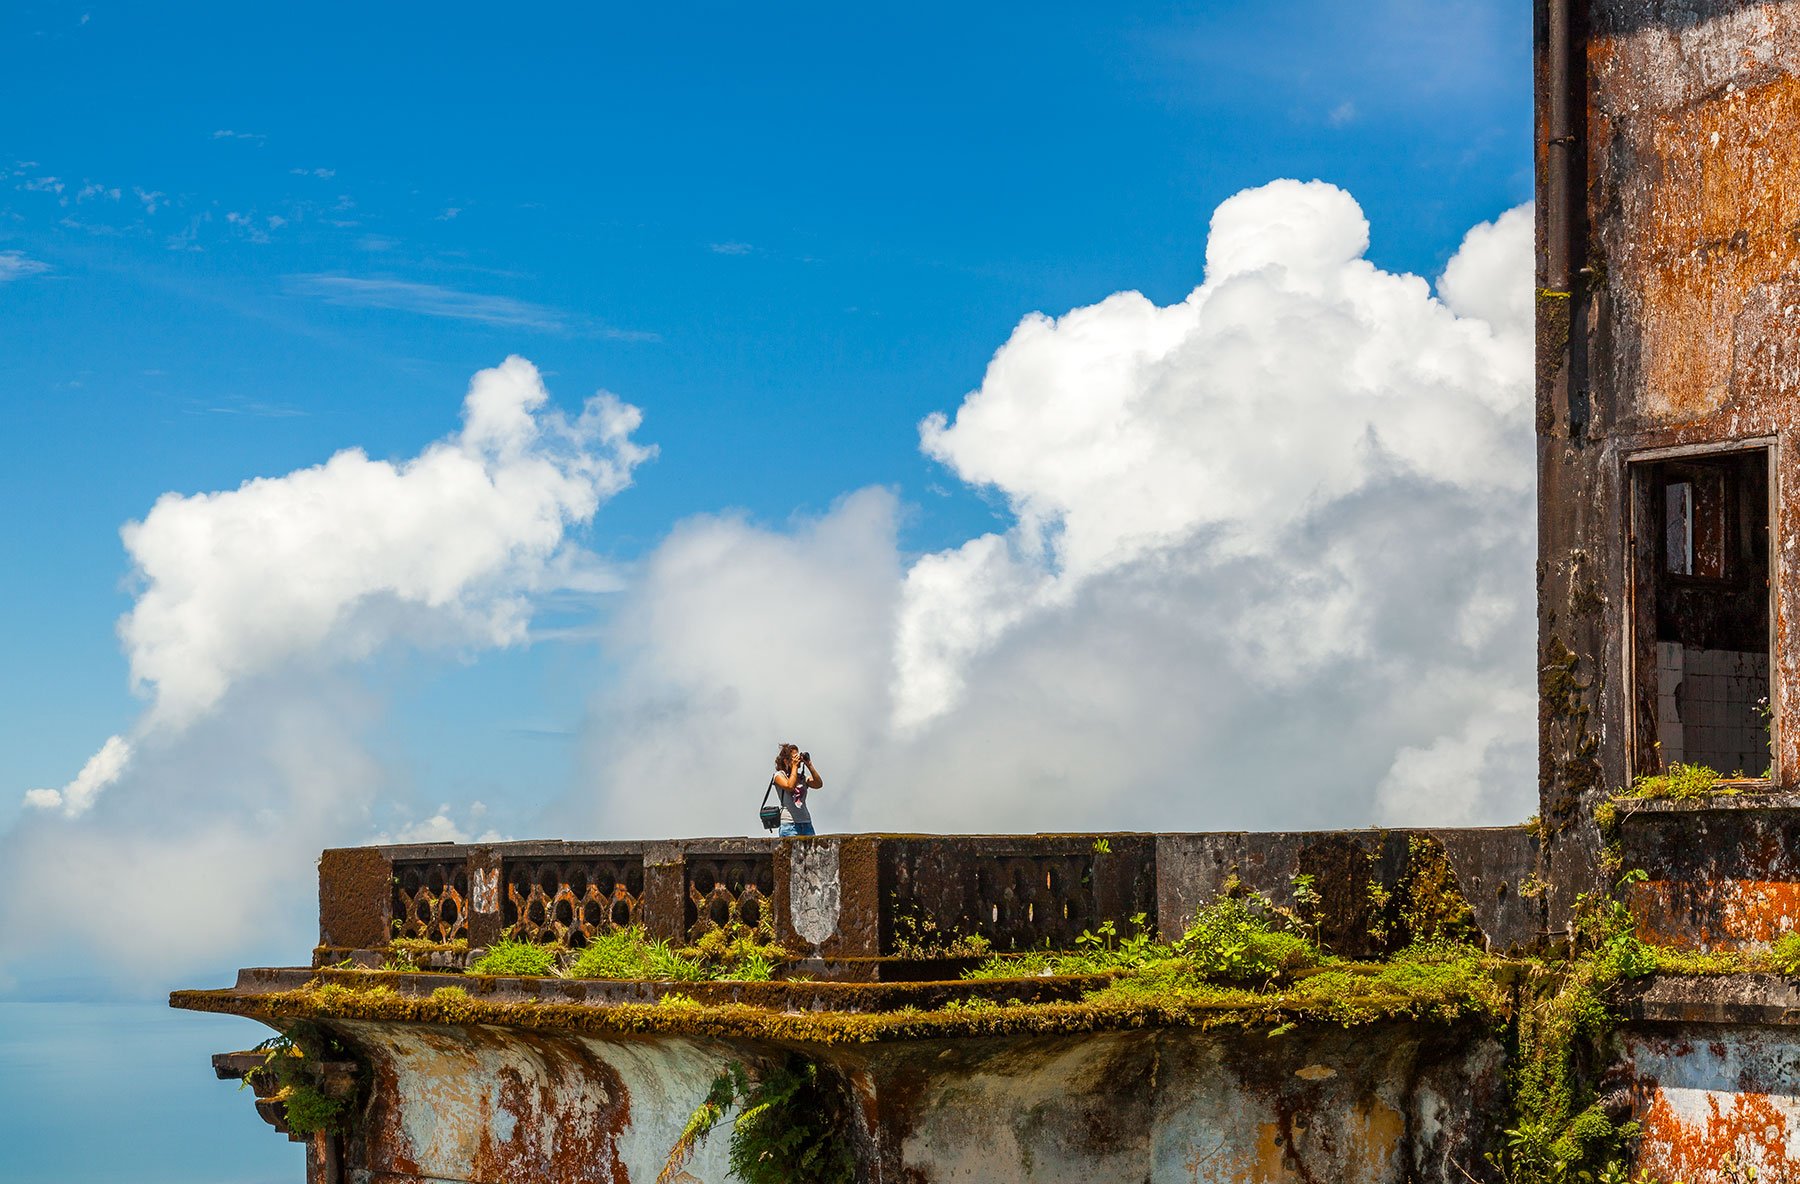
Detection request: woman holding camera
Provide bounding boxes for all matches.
[773,743,823,837]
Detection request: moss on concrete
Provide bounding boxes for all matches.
[173,952,1514,1046]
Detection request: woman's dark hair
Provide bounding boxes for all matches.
[776,742,799,771]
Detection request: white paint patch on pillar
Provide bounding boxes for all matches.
[472,866,499,915]
[789,840,841,947]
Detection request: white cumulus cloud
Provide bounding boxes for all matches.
[898,179,1532,729]
[25,355,652,815]
[574,180,1537,839]
[121,355,649,734]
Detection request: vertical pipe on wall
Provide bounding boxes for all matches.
[1544,0,1575,294]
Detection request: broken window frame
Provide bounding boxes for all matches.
[1624,438,1778,784]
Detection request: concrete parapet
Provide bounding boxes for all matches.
[318,828,1542,973]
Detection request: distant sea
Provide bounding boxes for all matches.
[1,1001,297,1184]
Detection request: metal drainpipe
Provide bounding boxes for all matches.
[1545,0,1576,293]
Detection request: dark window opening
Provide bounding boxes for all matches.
[1634,449,1772,778]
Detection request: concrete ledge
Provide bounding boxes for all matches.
[212,965,1115,1013]
[1615,788,1800,814]
[1629,973,1800,1026]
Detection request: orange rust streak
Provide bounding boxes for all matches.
[1587,21,1800,426]
[1631,880,1800,949]
[1637,1086,1798,1181]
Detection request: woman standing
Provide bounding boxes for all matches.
[773,743,823,837]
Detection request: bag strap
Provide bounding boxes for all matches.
[761,777,777,806]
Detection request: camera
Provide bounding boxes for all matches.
[800,751,811,763]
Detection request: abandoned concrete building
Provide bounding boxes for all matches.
[174,2,1800,1181]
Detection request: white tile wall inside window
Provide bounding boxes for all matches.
[1656,644,1770,774]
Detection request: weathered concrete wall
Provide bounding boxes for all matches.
[1154,828,1542,955]
[1622,795,1800,948]
[1623,1021,1800,1182]
[313,1018,1507,1184]
[1617,976,1800,1179]
[1536,0,1800,912]
[342,1021,740,1184]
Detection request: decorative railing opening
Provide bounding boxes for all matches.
[391,860,469,943]
[879,837,1157,953]
[685,855,774,941]
[503,857,646,947]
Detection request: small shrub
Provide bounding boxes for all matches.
[1074,913,1159,970]
[1647,946,1747,975]
[686,924,789,980]
[960,952,1058,980]
[891,910,993,959]
[1628,762,1721,801]
[1177,896,1318,985]
[569,928,666,980]
[468,938,560,977]
[1770,931,1800,976]
[961,914,1164,979]
[244,1024,356,1139]
[660,1059,856,1184]
[281,1084,346,1136]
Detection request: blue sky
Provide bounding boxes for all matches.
[3,0,1529,828]
[3,4,1532,1178]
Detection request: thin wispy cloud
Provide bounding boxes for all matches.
[0,251,51,281]
[285,274,567,330]
[60,217,124,237]
[289,167,335,179]
[709,241,755,256]
[284,273,658,341]
[210,129,265,145]
[192,394,308,419]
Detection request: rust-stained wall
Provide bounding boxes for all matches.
[1622,1022,1800,1182]
[1621,795,1800,949]
[1537,0,1800,911]
[310,1017,1506,1184]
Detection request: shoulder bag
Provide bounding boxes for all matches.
[759,778,781,831]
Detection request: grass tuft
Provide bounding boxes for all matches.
[468,938,560,977]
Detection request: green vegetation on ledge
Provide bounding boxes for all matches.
[1627,761,1723,800]
[241,1023,356,1138]
[468,938,560,977]
[462,924,787,982]
[570,924,786,982]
